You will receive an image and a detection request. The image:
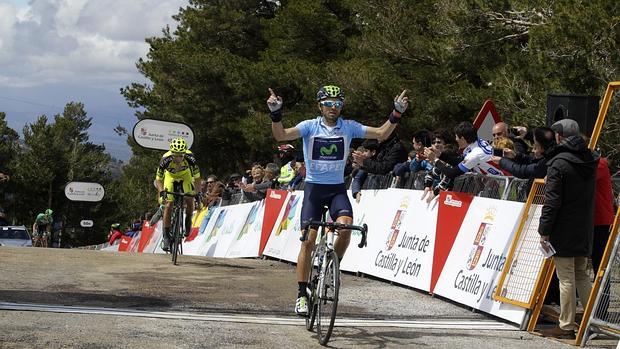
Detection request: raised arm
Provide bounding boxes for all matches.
[267,88,301,141]
[364,90,408,139]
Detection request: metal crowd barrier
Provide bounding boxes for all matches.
[220,172,534,204]
[392,171,427,190]
[503,178,530,202]
[452,173,511,200]
[579,210,620,345]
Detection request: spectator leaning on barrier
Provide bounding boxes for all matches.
[221,173,242,205]
[420,129,461,202]
[204,181,225,208]
[277,144,298,188]
[426,121,505,179]
[491,122,529,155]
[352,128,407,175]
[538,119,598,340]
[351,140,379,203]
[108,223,123,245]
[287,152,306,190]
[490,126,556,193]
[240,163,279,201]
[393,129,433,179]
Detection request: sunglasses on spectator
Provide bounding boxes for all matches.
[206,181,215,184]
[320,100,344,109]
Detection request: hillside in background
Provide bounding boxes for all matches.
[0,83,135,161]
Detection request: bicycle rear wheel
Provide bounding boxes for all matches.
[317,250,340,346]
[305,247,320,331]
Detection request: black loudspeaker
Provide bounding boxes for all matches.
[546,94,599,137]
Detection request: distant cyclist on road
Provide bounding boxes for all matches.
[155,138,201,252]
[267,85,409,315]
[33,209,53,247]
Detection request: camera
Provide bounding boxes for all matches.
[492,148,504,157]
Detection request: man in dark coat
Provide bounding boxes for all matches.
[538,119,598,339]
[352,132,407,175]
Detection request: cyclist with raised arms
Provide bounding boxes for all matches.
[155,138,201,252]
[267,85,408,315]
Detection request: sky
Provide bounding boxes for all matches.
[0,0,188,160]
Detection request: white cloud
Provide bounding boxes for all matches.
[0,0,187,88]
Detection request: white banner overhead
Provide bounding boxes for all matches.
[132,118,194,151]
[64,182,105,202]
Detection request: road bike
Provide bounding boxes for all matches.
[32,230,49,248]
[162,190,195,265]
[301,216,368,346]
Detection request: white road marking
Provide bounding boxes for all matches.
[0,302,518,330]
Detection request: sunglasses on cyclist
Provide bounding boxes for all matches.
[320,100,344,109]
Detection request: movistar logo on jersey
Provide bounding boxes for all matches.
[320,144,338,156]
[312,137,345,161]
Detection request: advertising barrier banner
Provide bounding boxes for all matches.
[431,191,474,293]
[183,207,224,256]
[339,189,382,272]
[138,223,156,252]
[358,189,437,291]
[260,190,289,255]
[263,192,303,261]
[226,200,265,258]
[118,235,133,252]
[432,197,526,324]
[186,206,209,242]
[210,202,255,257]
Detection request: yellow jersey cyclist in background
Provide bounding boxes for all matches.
[155,138,201,252]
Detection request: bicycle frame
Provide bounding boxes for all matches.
[163,190,195,265]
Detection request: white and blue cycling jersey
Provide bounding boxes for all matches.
[457,138,505,176]
[296,116,367,184]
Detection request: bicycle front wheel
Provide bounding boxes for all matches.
[305,247,320,331]
[317,251,340,346]
[171,208,183,265]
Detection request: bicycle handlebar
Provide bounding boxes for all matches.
[301,221,368,248]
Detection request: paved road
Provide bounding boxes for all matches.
[0,247,615,348]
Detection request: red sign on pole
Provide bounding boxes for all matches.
[472,100,502,141]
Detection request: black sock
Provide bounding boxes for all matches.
[298,282,308,298]
[163,228,171,239]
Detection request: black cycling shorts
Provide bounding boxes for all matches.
[300,182,353,231]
